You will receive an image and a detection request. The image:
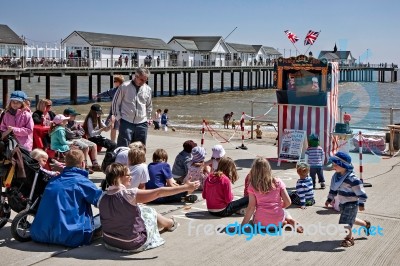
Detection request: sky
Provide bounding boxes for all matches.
[2,0,399,64]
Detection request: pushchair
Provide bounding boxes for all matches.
[0,135,50,242]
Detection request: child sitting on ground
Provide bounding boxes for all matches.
[127,146,149,189]
[203,157,248,217]
[206,144,226,173]
[183,146,211,190]
[50,114,93,173]
[31,148,60,177]
[99,163,200,253]
[241,158,303,232]
[325,152,370,248]
[147,149,197,203]
[290,162,315,209]
[305,134,326,189]
[171,140,197,184]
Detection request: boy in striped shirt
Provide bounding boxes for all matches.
[290,162,315,209]
[325,152,369,247]
[305,134,326,189]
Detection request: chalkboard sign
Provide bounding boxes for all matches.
[278,129,307,165]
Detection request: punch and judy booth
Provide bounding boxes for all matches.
[274,55,339,162]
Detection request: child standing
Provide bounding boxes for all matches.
[153,109,162,130]
[83,104,117,153]
[147,149,197,203]
[255,124,262,139]
[0,91,34,151]
[31,148,60,177]
[325,152,370,247]
[290,162,315,209]
[241,158,292,227]
[305,134,326,189]
[183,146,211,190]
[231,119,236,129]
[203,157,248,217]
[161,109,168,131]
[98,163,200,253]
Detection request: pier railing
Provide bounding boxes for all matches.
[249,100,400,139]
[0,56,397,70]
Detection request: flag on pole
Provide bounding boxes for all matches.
[284,30,299,44]
[304,30,320,45]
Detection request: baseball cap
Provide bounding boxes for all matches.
[91,104,103,114]
[63,107,81,116]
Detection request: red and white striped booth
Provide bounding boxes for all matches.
[274,56,339,162]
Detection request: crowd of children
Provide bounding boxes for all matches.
[0,87,372,252]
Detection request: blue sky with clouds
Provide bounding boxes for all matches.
[2,0,398,63]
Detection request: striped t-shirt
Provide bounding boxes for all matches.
[295,176,314,206]
[305,146,325,167]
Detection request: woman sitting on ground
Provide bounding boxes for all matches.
[32,98,56,126]
[98,163,200,252]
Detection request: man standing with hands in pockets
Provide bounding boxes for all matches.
[112,67,152,146]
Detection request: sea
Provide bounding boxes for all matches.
[5,74,400,135]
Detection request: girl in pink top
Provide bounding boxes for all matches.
[242,158,302,230]
[0,91,34,151]
[242,158,303,233]
[202,157,248,217]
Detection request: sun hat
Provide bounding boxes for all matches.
[63,107,81,116]
[330,152,353,170]
[312,77,318,82]
[91,104,103,114]
[53,114,70,125]
[10,91,27,102]
[191,146,206,163]
[211,145,226,159]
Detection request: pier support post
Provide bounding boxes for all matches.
[183,72,187,95]
[45,75,50,99]
[153,73,157,98]
[110,75,114,89]
[231,72,234,91]
[160,74,164,96]
[14,79,21,91]
[197,71,202,95]
[168,72,172,97]
[70,74,78,105]
[239,71,243,91]
[97,75,101,102]
[209,71,213,93]
[174,73,178,96]
[247,71,250,89]
[88,75,93,101]
[188,73,191,94]
[2,79,8,108]
[220,72,224,92]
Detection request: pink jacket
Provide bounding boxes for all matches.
[0,109,34,151]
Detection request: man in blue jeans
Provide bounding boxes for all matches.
[112,67,152,146]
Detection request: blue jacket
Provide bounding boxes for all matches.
[30,167,102,247]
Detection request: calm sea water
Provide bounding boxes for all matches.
[6,74,400,134]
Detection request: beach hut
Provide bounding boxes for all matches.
[274,55,339,162]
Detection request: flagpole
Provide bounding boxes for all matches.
[291,43,301,56]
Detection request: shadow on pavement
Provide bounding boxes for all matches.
[185,211,222,220]
[234,158,295,170]
[316,208,340,215]
[283,240,345,252]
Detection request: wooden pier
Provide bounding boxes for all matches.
[0,64,398,107]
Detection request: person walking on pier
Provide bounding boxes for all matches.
[112,67,152,146]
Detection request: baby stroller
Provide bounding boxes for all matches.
[0,135,49,242]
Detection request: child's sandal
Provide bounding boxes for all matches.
[365,220,371,236]
[341,237,354,247]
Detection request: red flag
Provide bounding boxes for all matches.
[284,30,299,44]
[304,30,320,45]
